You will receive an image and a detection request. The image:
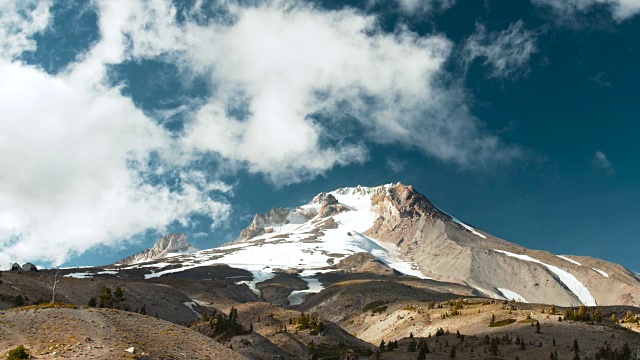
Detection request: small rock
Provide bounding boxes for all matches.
[83,336,92,342]
[125,347,135,354]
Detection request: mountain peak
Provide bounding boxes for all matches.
[117,233,196,265]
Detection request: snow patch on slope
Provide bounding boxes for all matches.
[64,270,118,279]
[497,288,528,303]
[452,218,486,239]
[495,250,597,306]
[288,278,324,306]
[64,272,95,279]
[557,255,582,266]
[183,301,202,318]
[592,268,609,278]
[437,208,486,239]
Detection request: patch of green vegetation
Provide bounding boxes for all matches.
[362,300,387,313]
[488,319,516,327]
[6,345,29,360]
[310,342,373,359]
[518,318,537,323]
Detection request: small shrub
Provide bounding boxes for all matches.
[7,345,29,359]
[362,301,387,313]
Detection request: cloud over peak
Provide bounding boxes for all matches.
[0,0,527,266]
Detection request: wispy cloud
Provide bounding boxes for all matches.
[463,20,538,80]
[532,0,640,22]
[589,72,613,87]
[368,0,456,14]
[593,150,616,176]
[386,157,406,173]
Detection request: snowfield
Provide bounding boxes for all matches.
[497,288,528,303]
[495,250,597,306]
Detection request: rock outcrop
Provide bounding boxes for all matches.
[118,233,196,265]
[237,208,291,241]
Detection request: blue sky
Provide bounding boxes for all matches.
[0,0,638,272]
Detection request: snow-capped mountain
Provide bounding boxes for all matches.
[112,183,640,307]
[118,233,197,265]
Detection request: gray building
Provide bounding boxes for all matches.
[21,262,37,272]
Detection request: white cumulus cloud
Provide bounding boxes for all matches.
[98,0,521,184]
[0,1,231,267]
[0,0,51,59]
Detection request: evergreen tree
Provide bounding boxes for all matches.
[98,285,113,308]
[417,348,425,360]
[113,287,125,309]
[87,297,97,307]
[572,339,579,354]
[379,340,386,352]
[450,346,456,359]
[535,321,541,333]
[407,339,417,352]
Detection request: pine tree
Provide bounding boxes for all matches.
[535,321,541,333]
[379,340,386,352]
[572,339,579,354]
[407,339,417,352]
[113,287,125,308]
[98,285,113,308]
[449,346,456,359]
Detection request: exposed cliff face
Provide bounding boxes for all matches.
[118,233,196,265]
[238,208,291,241]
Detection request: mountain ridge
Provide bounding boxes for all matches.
[230,182,640,307]
[117,233,197,265]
